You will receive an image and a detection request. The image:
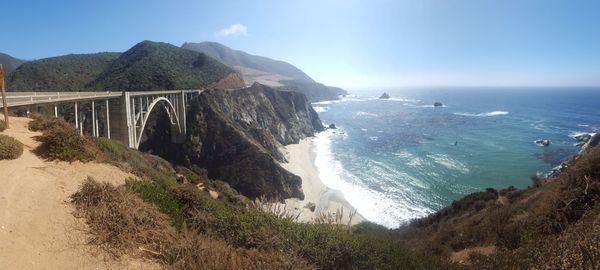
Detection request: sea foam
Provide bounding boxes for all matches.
[313,130,432,228]
[454,111,509,117]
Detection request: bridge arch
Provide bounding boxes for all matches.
[135,97,182,149]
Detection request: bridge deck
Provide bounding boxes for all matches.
[0,90,203,108]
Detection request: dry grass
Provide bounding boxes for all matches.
[71,177,176,259]
[71,177,315,269]
[250,196,300,221]
[0,134,24,160]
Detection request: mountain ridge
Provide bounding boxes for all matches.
[7,41,244,92]
[182,41,347,102]
[0,53,26,74]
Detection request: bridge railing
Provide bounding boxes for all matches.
[0,89,204,109]
[0,91,123,108]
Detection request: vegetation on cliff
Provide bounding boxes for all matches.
[7,41,242,92]
[396,144,600,268]
[22,116,454,269]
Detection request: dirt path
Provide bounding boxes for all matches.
[0,116,159,269]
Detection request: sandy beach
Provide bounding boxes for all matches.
[280,137,364,225]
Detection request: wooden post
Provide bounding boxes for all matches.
[0,64,9,128]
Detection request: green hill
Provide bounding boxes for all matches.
[182,42,347,101]
[0,52,26,75]
[92,41,235,91]
[8,53,120,91]
[7,41,238,92]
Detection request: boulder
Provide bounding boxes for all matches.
[434,102,443,107]
[328,123,337,129]
[379,92,391,99]
[535,139,551,147]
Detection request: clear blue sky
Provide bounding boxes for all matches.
[3,0,600,88]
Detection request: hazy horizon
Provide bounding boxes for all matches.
[3,0,600,89]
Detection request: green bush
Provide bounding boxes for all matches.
[32,116,99,162]
[126,179,185,231]
[0,119,6,132]
[0,134,24,160]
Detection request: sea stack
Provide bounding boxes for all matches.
[434,101,443,107]
[379,92,391,99]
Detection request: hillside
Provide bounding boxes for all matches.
[182,41,314,83]
[8,53,120,91]
[395,135,600,268]
[182,42,347,101]
[7,41,244,92]
[0,53,26,74]
[92,41,242,91]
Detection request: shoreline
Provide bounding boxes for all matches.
[279,137,364,225]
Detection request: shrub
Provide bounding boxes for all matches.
[0,134,24,160]
[36,123,99,162]
[70,177,176,258]
[173,184,457,269]
[29,115,100,162]
[0,119,6,132]
[72,177,314,269]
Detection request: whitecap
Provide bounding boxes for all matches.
[313,106,329,113]
[454,111,509,117]
[427,154,470,174]
[569,131,595,139]
[355,111,378,117]
[313,131,432,228]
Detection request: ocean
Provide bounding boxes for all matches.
[311,87,600,228]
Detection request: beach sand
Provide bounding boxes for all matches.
[280,137,364,225]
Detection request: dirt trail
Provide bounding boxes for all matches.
[0,116,159,269]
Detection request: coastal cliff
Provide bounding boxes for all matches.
[181,83,324,200]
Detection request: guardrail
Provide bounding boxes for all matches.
[0,90,203,108]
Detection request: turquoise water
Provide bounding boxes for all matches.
[312,88,600,228]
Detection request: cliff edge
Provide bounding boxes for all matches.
[182,83,324,200]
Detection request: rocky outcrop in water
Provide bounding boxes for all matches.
[181,83,323,200]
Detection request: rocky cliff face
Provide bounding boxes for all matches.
[181,83,324,200]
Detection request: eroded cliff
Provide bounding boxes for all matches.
[181,83,323,200]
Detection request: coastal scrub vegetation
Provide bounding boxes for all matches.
[29,114,99,162]
[0,119,6,131]
[64,129,458,269]
[8,41,235,92]
[0,134,24,160]
[396,146,600,268]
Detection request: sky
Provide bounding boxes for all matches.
[3,0,600,89]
